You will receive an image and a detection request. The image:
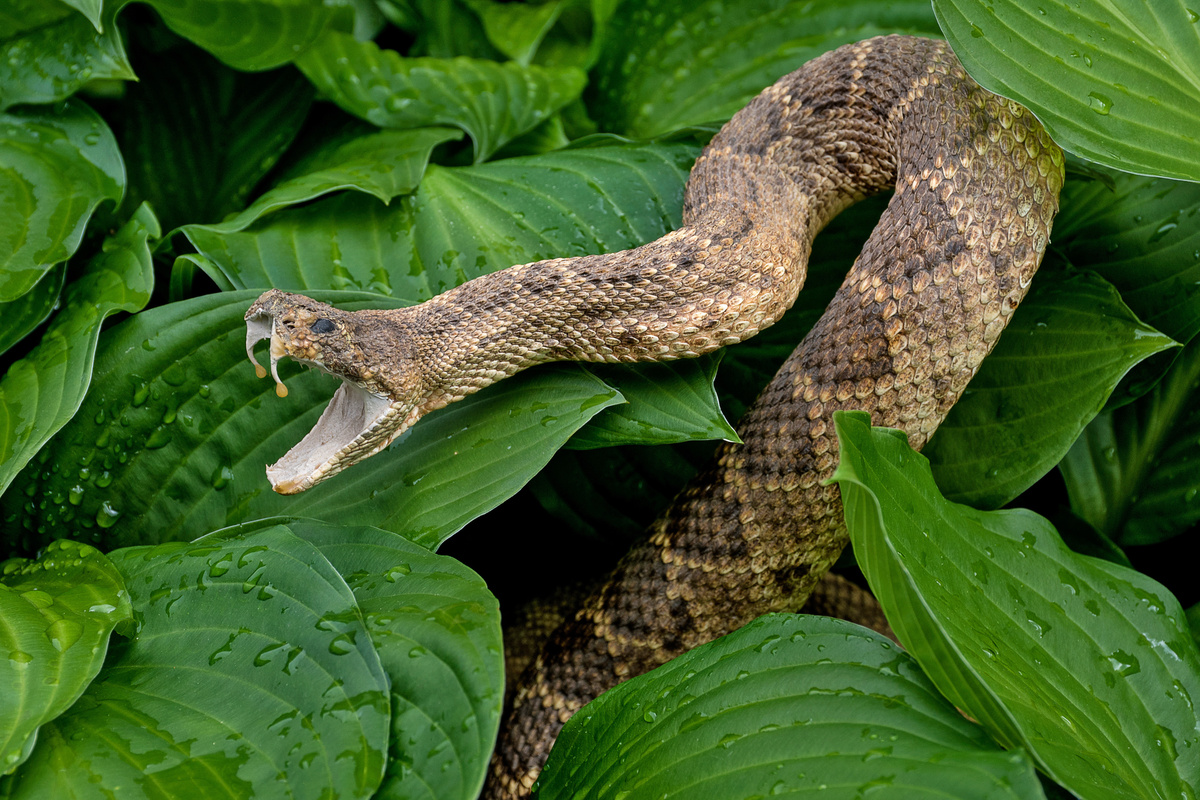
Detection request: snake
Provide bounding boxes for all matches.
[244,35,1064,800]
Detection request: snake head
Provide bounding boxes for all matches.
[245,290,424,495]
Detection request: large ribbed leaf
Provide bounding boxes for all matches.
[539,614,1044,800]
[0,0,134,110]
[1061,334,1200,546]
[922,271,1175,508]
[0,265,64,358]
[0,291,623,554]
[833,411,1200,800]
[0,525,390,799]
[0,100,124,302]
[588,0,939,137]
[141,0,348,71]
[0,204,157,498]
[181,125,461,240]
[118,47,312,234]
[296,32,585,162]
[1053,172,1200,348]
[188,142,698,301]
[933,0,1200,182]
[290,520,504,800]
[0,540,131,775]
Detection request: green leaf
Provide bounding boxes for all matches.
[933,0,1200,182]
[461,0,564,65]
[832,410,1200,800]
[295,31,586,162]
[0,540,131,775]
[0,0,134,110]
[140,0,349,71]
[1061,334,1200,546]
[287,520,503,800]
[187,141,698,300]
[0,264,64,357]
[0,99,124,302]
[0,203,157,499]
[568,354,738,448]
[538,614,1044,800]
[58,0,102,30]
[0,291,623,554]
[588,0,940,137]
[180,125,461,236]
[1053,171,1200,348]
[922,271,1176,509]
[0,525,390,799]
[118,46,312,234]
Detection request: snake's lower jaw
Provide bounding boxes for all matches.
[266,380,409,494]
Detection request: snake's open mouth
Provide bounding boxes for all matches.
[245,312,401,495]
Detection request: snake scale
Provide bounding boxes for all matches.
[245,35,1064,800]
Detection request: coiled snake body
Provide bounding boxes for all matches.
[245,36,1063,800]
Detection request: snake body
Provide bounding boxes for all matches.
[245,35,1063,800]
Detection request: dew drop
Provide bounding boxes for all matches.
[46,619,84,652]
[95,501,120,528]
[1087,91,1113,115]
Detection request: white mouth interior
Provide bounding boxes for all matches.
[266,379,394,490]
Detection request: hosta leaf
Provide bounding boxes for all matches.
[119,46,312,234]
[538,614,1044,800]
[0,540,131,775]
[0,291,623,554]
[922,270,1175,509]
[0,265,64,357]
[0,525,390,799]
[140,0,349,71]
[181,125,461,236]
[0,0,134,110]
[0,100,124,302]
[188,141,698,300]
[933,0,1200,182]
[1061,334,1200,546]
[588,0,940,137]
[0,203,157,498]
[461,0,564,65]
[832,411,1200,800]
[296,31,586,162]
[288,520,503,800]
[1053,171,1200,348]
[568,354,738,449]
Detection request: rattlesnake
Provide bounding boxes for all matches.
[245,35,1063,799]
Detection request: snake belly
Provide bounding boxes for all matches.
[484,36,1063,798]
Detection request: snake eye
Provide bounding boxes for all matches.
[310,318,336,334]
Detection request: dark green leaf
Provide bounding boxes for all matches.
[461,0,564,65]
[140,0,349,71]
[0,540,131,775]
[588,0,940,137]
[0,100,124,302]
[539,614,1044,800]
[0,291,623,554]
[1,525,390,798]
[119,47,312,233]
[933,0,1200,182]
[0,203,157,498]
[1061,334,1200,546]
[188,142,698,300]
[923,271,1175,509]
[568,354,738,449]
[1054,171,1200,347]
[296,31,585,162]
[832,410,1200,800]
[0,0,134,110]
[180,125,461,236]
[288,520,503,800]
[0,265,64,357]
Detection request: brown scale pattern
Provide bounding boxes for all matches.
[484,36,1063,798]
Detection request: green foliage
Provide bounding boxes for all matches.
[0,0,1197,798]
